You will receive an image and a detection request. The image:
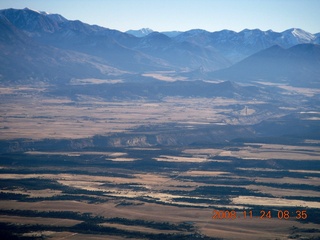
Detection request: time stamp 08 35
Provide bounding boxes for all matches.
[212,210,308,220]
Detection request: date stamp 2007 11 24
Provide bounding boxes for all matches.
[212,210,308,220]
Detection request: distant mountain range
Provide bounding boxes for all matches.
[0,8,319,87]
[209,44,320,87]
[126,27,319,63]
[126,28,182,38]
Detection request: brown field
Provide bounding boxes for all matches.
[26,151,128,158]
[201,218,320,240]
[100,222,181,234]
[0,85,271,140]
[218,144,320,160]
[245,185,320,198]
[181,170,231,176]
[154,155,208,162]
[1,199,319,240]
[0,215,81,226]
[232,196,320,208]
[37,232,142,240]
[23,231,139,240]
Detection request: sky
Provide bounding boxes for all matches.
[0,0,319,33]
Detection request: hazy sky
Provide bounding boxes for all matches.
[0,0,319,33]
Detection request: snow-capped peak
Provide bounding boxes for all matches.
[291,28,315,42]
[23,7,49,15]
[126,28,154,37]
[140,28,153,35]
[21,8,67,23]
[283,28,315,41]
[278,28,315,47]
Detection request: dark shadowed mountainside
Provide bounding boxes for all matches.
[130,31,231,71]
[0,14,123,83]
[0,8,171,72]
[209,44,320,87]
[50,79,271,101]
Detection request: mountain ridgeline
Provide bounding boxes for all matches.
[0,7,319,87]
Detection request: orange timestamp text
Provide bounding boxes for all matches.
[212,210,308,220]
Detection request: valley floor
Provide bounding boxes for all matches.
[0,83,319,239]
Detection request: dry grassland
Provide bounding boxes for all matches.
[70,78,123,85]
[255,82,320,97]
[218,145,320,160]
[1,157,319,239]
[23,231,131,240]
[1,199,317,240]
[1,189,62,198]
[0,171,200,193]
[154,155,208,162]
[279,85,320,97]
[255,176,320,186]
[142,72,187,81]
[0,86,266,140]
[0,215,81,226]
[250,143,320,151]
[23,231,67,239]
[289,169,320,174]
[232,196,320,208]
[202,218,320,240]
[183,144,320,163]
[41,232,141,240]
[54,173,210,207]
[236,167,282,172]
[24,231,143,240]
[181,171,230,176]
[107,157,138,161]
[100,222,181,234]
[0,200,103,213]
[183,148,223,154]
[26,151,128,157]
[245,185,320,198]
